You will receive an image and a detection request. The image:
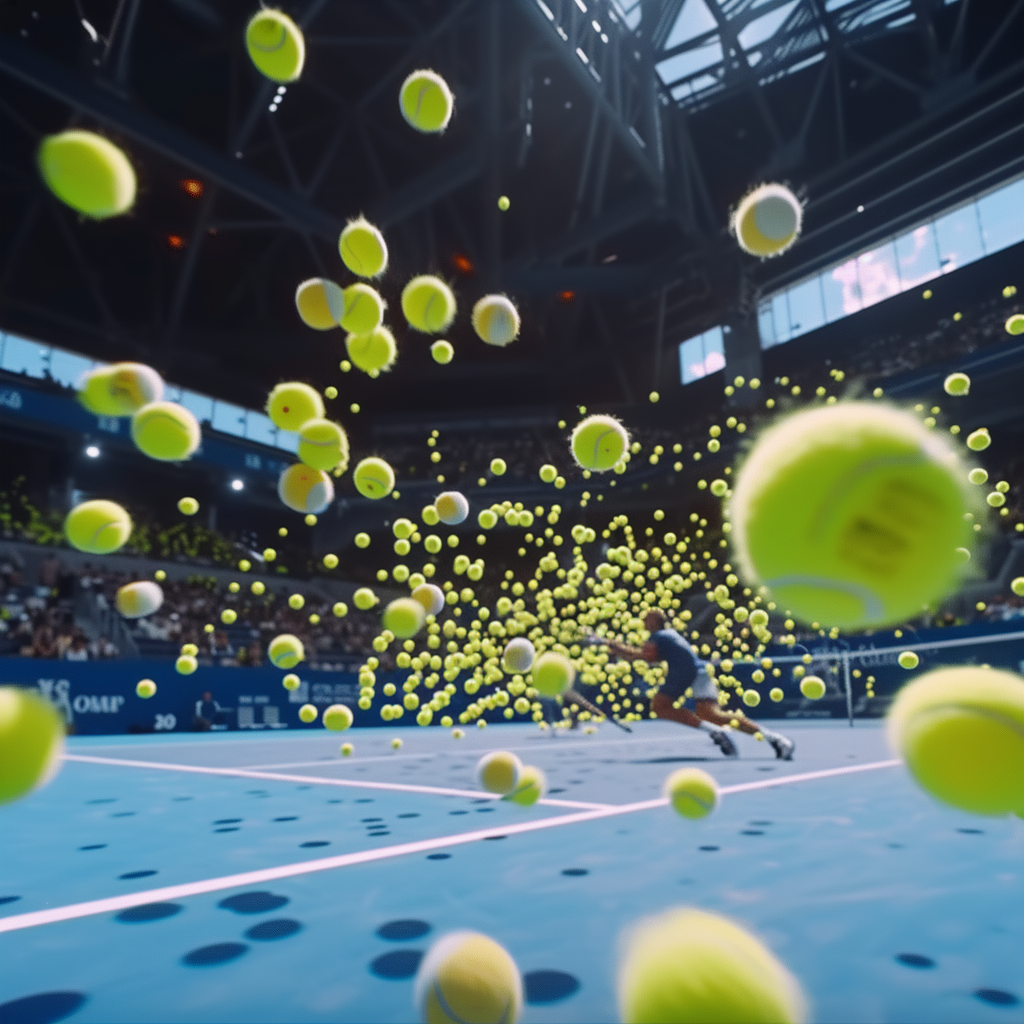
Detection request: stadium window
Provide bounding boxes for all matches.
[679,326,724,384]
[783,276,826,336]
[177,389,214,426]
[855,240,901,310]
[244,411,278,447]
[0,333,48,378]
[934,205,985,274]
[211,401,246,438]
[894,223,942,291]
[48,348,95,389]
[976,177,1024,254]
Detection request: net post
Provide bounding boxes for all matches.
[842,652,853,727]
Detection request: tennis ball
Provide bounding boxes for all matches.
[399,69,454,133]
[412,583,445,616]
[180,643,199,657]
[355,532,371,548]
[391,737,403,750]
[78,362,163,416]
[178,496,199,516]
[298,703,318,724]
[743,689,761,707]
[323,703,354,731]
[1005,314,1024,336]
[266,382,324,432]
[340,283,385,335]
[532,651,575,697]
[288,593,304,611]
[800,676,825,699]
[571,414,628,472]
[115,581,163,619]
[539,464,557,483]
[295,278,344,330]
[505,765,546,807]
[175,654,198,675]
[943,372,970,396]
[131,402,200,461]
[339,216,388,278]
[431,339,454,364]
[490,458,506,476]
[1011,577,1024,597]
[282,673,301,691]
[346,325,397,374]
[898,651,919,670]
[135,679,156,699]
[278,463,335,514]
[502,637,535,674]
[887,666,1024,815]
[732,183,802,259]
[435,491,469,525]
[353,457,395,499]
[618,907,807,1024]
[245,8,304,81]
[730,403,973,629]
[966,428,990,451]
[64,499,132,554]
[323,553,339,569]
[0,687,64,805]
[269,633,305,669]
[383,597,426,639]
[353,587,377,611]
[472,295,520,347]
[769,687,784,702]
[297,418,349,472]
[38,130,136,219]
[664,767,719,819]
[340,742,354,756]
[401,275,457,333]
[498,195,510,211]
[476,750,523,795]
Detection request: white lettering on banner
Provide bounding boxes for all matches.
[72,694,126,714]
[36,679,74,723]
[0,387,23,410]
[96,416,120,433]
[244,453,262,470]
[154,714,176,731]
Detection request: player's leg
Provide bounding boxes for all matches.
[693,700,795,760]
[651,692,738,757]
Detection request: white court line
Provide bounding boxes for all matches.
[0,758,900,935]
[62,754,608,811]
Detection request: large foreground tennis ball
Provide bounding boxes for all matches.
[295,278,344,330]
[323,703,354,732]
[401,275,457,334]
[266,381,324,433]
[382,597,426,639]
[38,130,136,219]
[354,457,395,499]
[434,491,469,525]
[664,768,719,820]
[339,216,388,278]
[399,69,454,133]
[571,414,628,472]
[245,9,305,83]
[477,751,523,795]
[78,362,163,417]
[297,418,349,472]
[618,907,807,1024]
[505,765,547,807]
[340,283,384,335]
[115,581,163,619]
[415,931,522,1024]
[65,499,132,554]
[732,183,802,259]
[346,325,397,374]
[0,686,64,805]
[729,402,973,629]
[269,633,305,669]
[472,295,520,347]
[531,652,575,697]
[278,463,334,514]
[887,667,1024,816]
[502,637,535,674]
[131,402,200,461]
[412,583,445,616]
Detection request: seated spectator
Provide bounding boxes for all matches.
[65,634,89,661]
[193,691,230,731]
[30,623,58,659]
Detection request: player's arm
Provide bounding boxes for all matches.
[605,638,659,663]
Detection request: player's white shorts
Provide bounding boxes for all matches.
[690,667,718,701]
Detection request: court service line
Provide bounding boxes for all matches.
[0,758,900,935]
[62,754,608,811]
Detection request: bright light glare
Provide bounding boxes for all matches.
[231,479,244,491]
[85,445,100,458]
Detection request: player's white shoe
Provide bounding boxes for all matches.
[768,734,795,760]
[710,728,738,757]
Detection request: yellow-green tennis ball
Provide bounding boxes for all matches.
[340,742,354,756]
[401,275,457,334]
[78,362,163,416]
[297,418,349,473]
[490,458,506,476]
[353,587,377,611]
[539,464,557,484]
[298,703,318,724]
[175,654,198,675]
[571,414,628,472]
[477,509,497,530]
[180,643,199,657]
[323,703,354,731]
[710,479,729,498]
[391,737,404,750]
[731,403,973,630]
[617,907,807,1024]
[966,428,991,451]
[664,767,719,820]
[38,130,136,219]
[131,402,201,462]
[887,666,1024,815]
[245,8,304,82]
[353,456,395,499]
[64,499,132,555]
[323,553,339,569]
[269,633,305,669]
[1011,576,1024,597]
[282,673,301,691]
[742,689,761,707]
[532,651,575,697]
[472,295,520,347]
[968,468,988,485]
[178,496,199,516]
[476,750,523,795]
[497,195,510,212]
[411,583,445,616]
[355,532,371,548]
[769,687,784,702]
[115,581,163,618]
[1005,314,1024,336]
[288,593,304,611]
[505,764,546,807]
[382,597,426,639]
[431,339,454,364]
[266,381,324,432]
[800,676,825,699]
[339,216,388,278]
[135,679,157,699]
[278,463,335,514]
[346,325,397,374]
[340,283,384,335]
[502,637,535,674]
[399,69,454,133]
[943,372,970,396]
[0,687,64,805]
[294,277,344,330]
[435,490,469,525]
[732,182,802,259]
[898,651,919,670]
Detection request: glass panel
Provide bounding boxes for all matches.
[177,389,214,425]
[771,293,791,343]
[211,401,246,437]
[703,327,725,376]
[275,430,299,453]
[934,204,985,274]
[245,412,278,447]
[784,276,826,336]
[656,39,723,85]
[663,0,716,49]
[976,179,1024,255]
[894,223,942,290]
[1,334,48,378]
[47,348,95,389]
[679,336,703,384]
[856,239,901,309]
[826,258,862,318]
[757,300,776,349]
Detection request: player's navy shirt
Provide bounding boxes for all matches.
[651,628,699,693]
